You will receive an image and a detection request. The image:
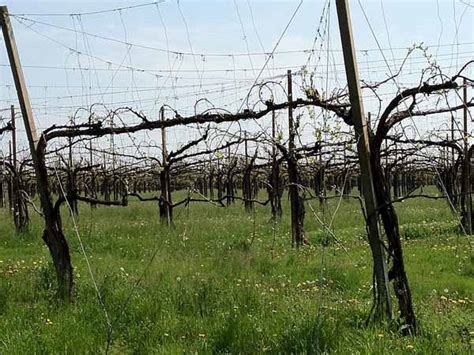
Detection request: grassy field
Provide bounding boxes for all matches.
[0,187,472,354]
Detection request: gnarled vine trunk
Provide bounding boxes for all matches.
[242,154,257,213]
[372,148,416,334]
[287,155,305,248]
[37,139,74,300]
[12,172,28,233]
[159,165,173,225]
[269,159,282,219]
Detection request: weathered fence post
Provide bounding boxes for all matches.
[159,106,172,226]
[336,0,392,321]
[269,109,283,219]
[461,78,472,234]
[287,70,305,247]
[242,133,254,212]
[1,6,74,300]
[10,105,28,232]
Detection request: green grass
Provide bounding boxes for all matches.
[0,187,472,354]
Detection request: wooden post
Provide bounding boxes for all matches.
[244,131,248,166]
[336,0,392,319]
[0,159,4,208]
[68,116,73,169]
[272,111,277,161]
[159,106,172,226]
[10,105,28,232]
[451,114,455,166]
[161,107,168,167]
[316,130,326,208]
[243,131,253,212]
[209,157,214,199]
[9,104,16,212]
[270,109,282,218]
[463,78,472,233]
[11,105,16,169]
[10,107,15,214]
[226,145,235,205]
[287,69,304,247]
[88,113,96,200]
[288,70,295,157]
[89,115,94,167]
[7,140,13,211]
[1,5,74,299]
[67,116,78,214]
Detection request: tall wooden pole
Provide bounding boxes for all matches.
[336,0,392,319]
[8,141,12,163]
[287,71,295,156]
[160,106,171,225]
[1,5,74,299]
[7,140,13,211]
[451,114,455,166]
[88,113,96,199]
[160,107,168,220]
[10,105,16,214]
[244,131,248,163]
[270,109,282,218]
[226,144,234,205]
[445,134,449,169]
[11,105,16,169]
[463,78,472,233]
[272,111,277,160]
[243,130,252,212]
[161,107,168,167]
[68,116,73,168]
[287,69,304,247]
[67,115,78,214]
[89,116,93,166]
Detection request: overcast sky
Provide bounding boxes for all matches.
[0,0,472,156]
